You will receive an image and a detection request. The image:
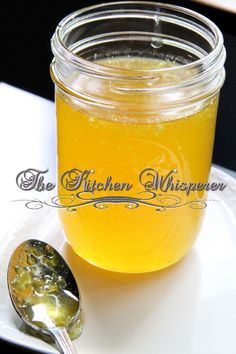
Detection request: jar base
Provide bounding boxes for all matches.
[67,242,192,274]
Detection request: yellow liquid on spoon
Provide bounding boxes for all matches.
[11,243,82,339]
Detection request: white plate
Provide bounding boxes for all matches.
[193,0,236,14]
[0,166,236,354]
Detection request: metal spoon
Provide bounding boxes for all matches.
[7,239,82,354]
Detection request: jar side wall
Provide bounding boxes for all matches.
[55,84,219,272]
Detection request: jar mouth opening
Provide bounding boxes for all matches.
[51,1,225,80]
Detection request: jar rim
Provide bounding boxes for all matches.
[51,1,225,79]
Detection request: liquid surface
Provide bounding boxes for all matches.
[10,241,82,339]
[56,57,218,273]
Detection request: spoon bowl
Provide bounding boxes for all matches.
[7,239,82,353]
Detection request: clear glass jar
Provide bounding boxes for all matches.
[51,2,226,273]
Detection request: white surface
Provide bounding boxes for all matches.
[0,83,56,236]
[0,167,235,354]
[193,0,236,14]
[0,83,236,353]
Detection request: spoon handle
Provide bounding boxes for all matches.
[49,327,77,354]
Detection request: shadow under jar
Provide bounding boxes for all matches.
[51,2,225,273]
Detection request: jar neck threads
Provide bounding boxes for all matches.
[51,1,225,115]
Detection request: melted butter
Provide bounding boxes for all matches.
[11,243,82,339]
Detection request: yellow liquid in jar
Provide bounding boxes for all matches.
[56,57,218,273]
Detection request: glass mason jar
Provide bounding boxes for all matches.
[51,2,225,273]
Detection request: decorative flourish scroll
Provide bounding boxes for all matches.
[12,191,207,212]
